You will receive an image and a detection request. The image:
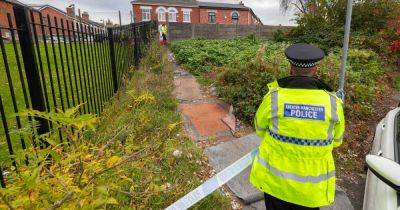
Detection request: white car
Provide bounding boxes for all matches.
[363,107,400,210]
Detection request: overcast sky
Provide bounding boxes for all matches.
[20,0,296,26]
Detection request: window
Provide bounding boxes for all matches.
[208,12,216,24]
[232,11,239,24]
[156,7,166,22]
[167,8,177,22]
[183,11,191,23]
[141,8,151,21]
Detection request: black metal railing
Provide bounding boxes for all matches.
[0,3,157,187]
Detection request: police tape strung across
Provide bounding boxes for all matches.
[284,104,325,121]
[165,148,259,210]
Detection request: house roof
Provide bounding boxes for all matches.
[5,0,26,6]
[89,20,103,27]
[131,0,198,7]
[197,2,248,10]
[198,2,262,24]
[28,4,67,15]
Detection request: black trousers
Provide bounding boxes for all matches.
[162,33,167,41]
[264,193,319,210]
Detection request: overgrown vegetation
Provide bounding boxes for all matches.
[170,36,389,210]
[171,37,384,122]
[275,0,400,66]
[395,75,400,91]
[171,34,393,209]
[0,43,230,209]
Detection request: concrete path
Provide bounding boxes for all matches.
[173,62,234,142]
[205,134,264,204]
[171,53,353,210]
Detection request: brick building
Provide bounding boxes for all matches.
[131,0,262,25]
[0,1,102,39]
[29,4,101,34]
[0,0,22,38]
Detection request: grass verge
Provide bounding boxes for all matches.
[88,42,231,209]
[0,42,230,209]
[0,41,114,163]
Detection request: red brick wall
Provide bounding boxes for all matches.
[191,8,200,24]
[31,7,72,38]
[29,7,73,39]
[38,7,70,28]
[199,8,251,25]
[133,4,200,23]
[132,4,257,25]
[0,1,15,38]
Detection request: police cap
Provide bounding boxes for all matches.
[284,43,325,68]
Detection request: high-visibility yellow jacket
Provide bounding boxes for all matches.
[250,79,345,208]
[160,25,168,35]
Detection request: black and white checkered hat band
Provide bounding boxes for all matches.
[288,60,317,68]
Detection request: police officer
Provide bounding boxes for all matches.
[249,43,345,210]
[159,23,168,45]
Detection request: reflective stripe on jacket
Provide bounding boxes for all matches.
[249,80,345,208]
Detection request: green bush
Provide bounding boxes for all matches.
[216,46,288,122]
[318,48,383,118]
[171,38,262,75]
[395,75,400,91]
[171,38,385,123]
[279,0,400,66]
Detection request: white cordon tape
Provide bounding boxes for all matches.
[165,148,259,210]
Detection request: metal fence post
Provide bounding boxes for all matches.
[13,5,50,140]
[133,24,140,66]
[107,27,118,93]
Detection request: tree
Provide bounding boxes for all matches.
[280,0,310,14]
[279,0,400,66]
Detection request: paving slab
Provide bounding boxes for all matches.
[321,186,354,210]
[243,200,266,210]
[206,134,264,204]
[180,103,231,137]
[173,77,204,102]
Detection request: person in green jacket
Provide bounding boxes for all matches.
[160,23,168,45]
[250,43,345,210]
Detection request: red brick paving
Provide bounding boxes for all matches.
[180,103,230,136]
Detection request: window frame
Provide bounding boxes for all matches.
[167,7,178,22]
[182,11,191,23]
[208,12,216,24]
[156,7,166,22]
[231,11,239,24]
[141,8,151,21]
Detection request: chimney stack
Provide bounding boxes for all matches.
[82,11,89,23]
[66,4,75,17]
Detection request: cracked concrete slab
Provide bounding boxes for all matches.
[243,200,266,210]
[173,77,205,102]
[206,134,264,204]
